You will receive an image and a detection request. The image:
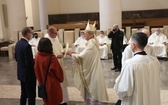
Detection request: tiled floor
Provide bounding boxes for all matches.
[0,56,168,105]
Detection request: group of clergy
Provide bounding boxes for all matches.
[74,28,168,60]
[74,30,128,60]
[28,27,167,105]
[72,27,164,105]
[115,30,161,105]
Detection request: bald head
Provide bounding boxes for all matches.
[138,28,150,37]
[113,24,118,29]
[48,26,58,38]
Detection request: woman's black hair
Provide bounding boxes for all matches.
[38,37,53,54]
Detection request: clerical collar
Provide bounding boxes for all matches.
[134,51,147,56]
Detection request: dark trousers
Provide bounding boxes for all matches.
[115,100,121,105]
[112,50,122,69]
[20,80,36,105]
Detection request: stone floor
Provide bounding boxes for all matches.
[0,56,168,105]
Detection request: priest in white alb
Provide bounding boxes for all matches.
[122,28,155,64]
[97,30,109,59]
[45,26,69,105]
[29,33,41,58]
[114,32,160,105]
[74,32,87,53]
[29,33,41,47]
[148,28,168,58]
[67,21,108,105]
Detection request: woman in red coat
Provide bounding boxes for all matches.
[34,37,64,105]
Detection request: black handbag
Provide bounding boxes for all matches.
[38,56,52,98]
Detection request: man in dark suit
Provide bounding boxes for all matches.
[15,27,36,105]
[108,24,124,72]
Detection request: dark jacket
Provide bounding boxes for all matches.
[15,38,36,82]
[108,30,124,52]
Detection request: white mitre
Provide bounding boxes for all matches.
[85,20,96,32]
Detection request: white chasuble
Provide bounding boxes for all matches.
[72,38,108,102]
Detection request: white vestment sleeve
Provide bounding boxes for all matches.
[114,63,134,99]
[122,45,133,64]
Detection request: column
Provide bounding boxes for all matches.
[0,5,4,39]
[6,0,26,41]
[99,0,122,31]
[38,0,48,31]
[0,1,8,41]
[31,0,40,30]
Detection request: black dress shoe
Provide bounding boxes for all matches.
[111,67,117,70]
[115,100,122,105]
[115,69,121,72]
[60,103,67,105]
[163,58,168,61]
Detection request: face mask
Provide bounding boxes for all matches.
[156,31,159,35]
[81,35,85,38]
[100,34,103,37]
[34,36,38,39]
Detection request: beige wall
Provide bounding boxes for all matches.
[122,0,168,11]
[31,0,40,30]
[47,0,99,14]
[47,0,168,14]
[47,0,60,14]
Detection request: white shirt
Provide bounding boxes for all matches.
[29,37,40,47]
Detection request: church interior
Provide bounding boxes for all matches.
[0,0,168,105]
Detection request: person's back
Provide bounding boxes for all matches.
[45,26,69,104]
[122,44,155,64]
[122,28,156,64]
[15,38,35,81]
[120,55,160,105]
[15,27,36,105]
[34,38,64,105]
[114,32,160,105]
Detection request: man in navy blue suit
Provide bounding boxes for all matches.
[15,27,36,105]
